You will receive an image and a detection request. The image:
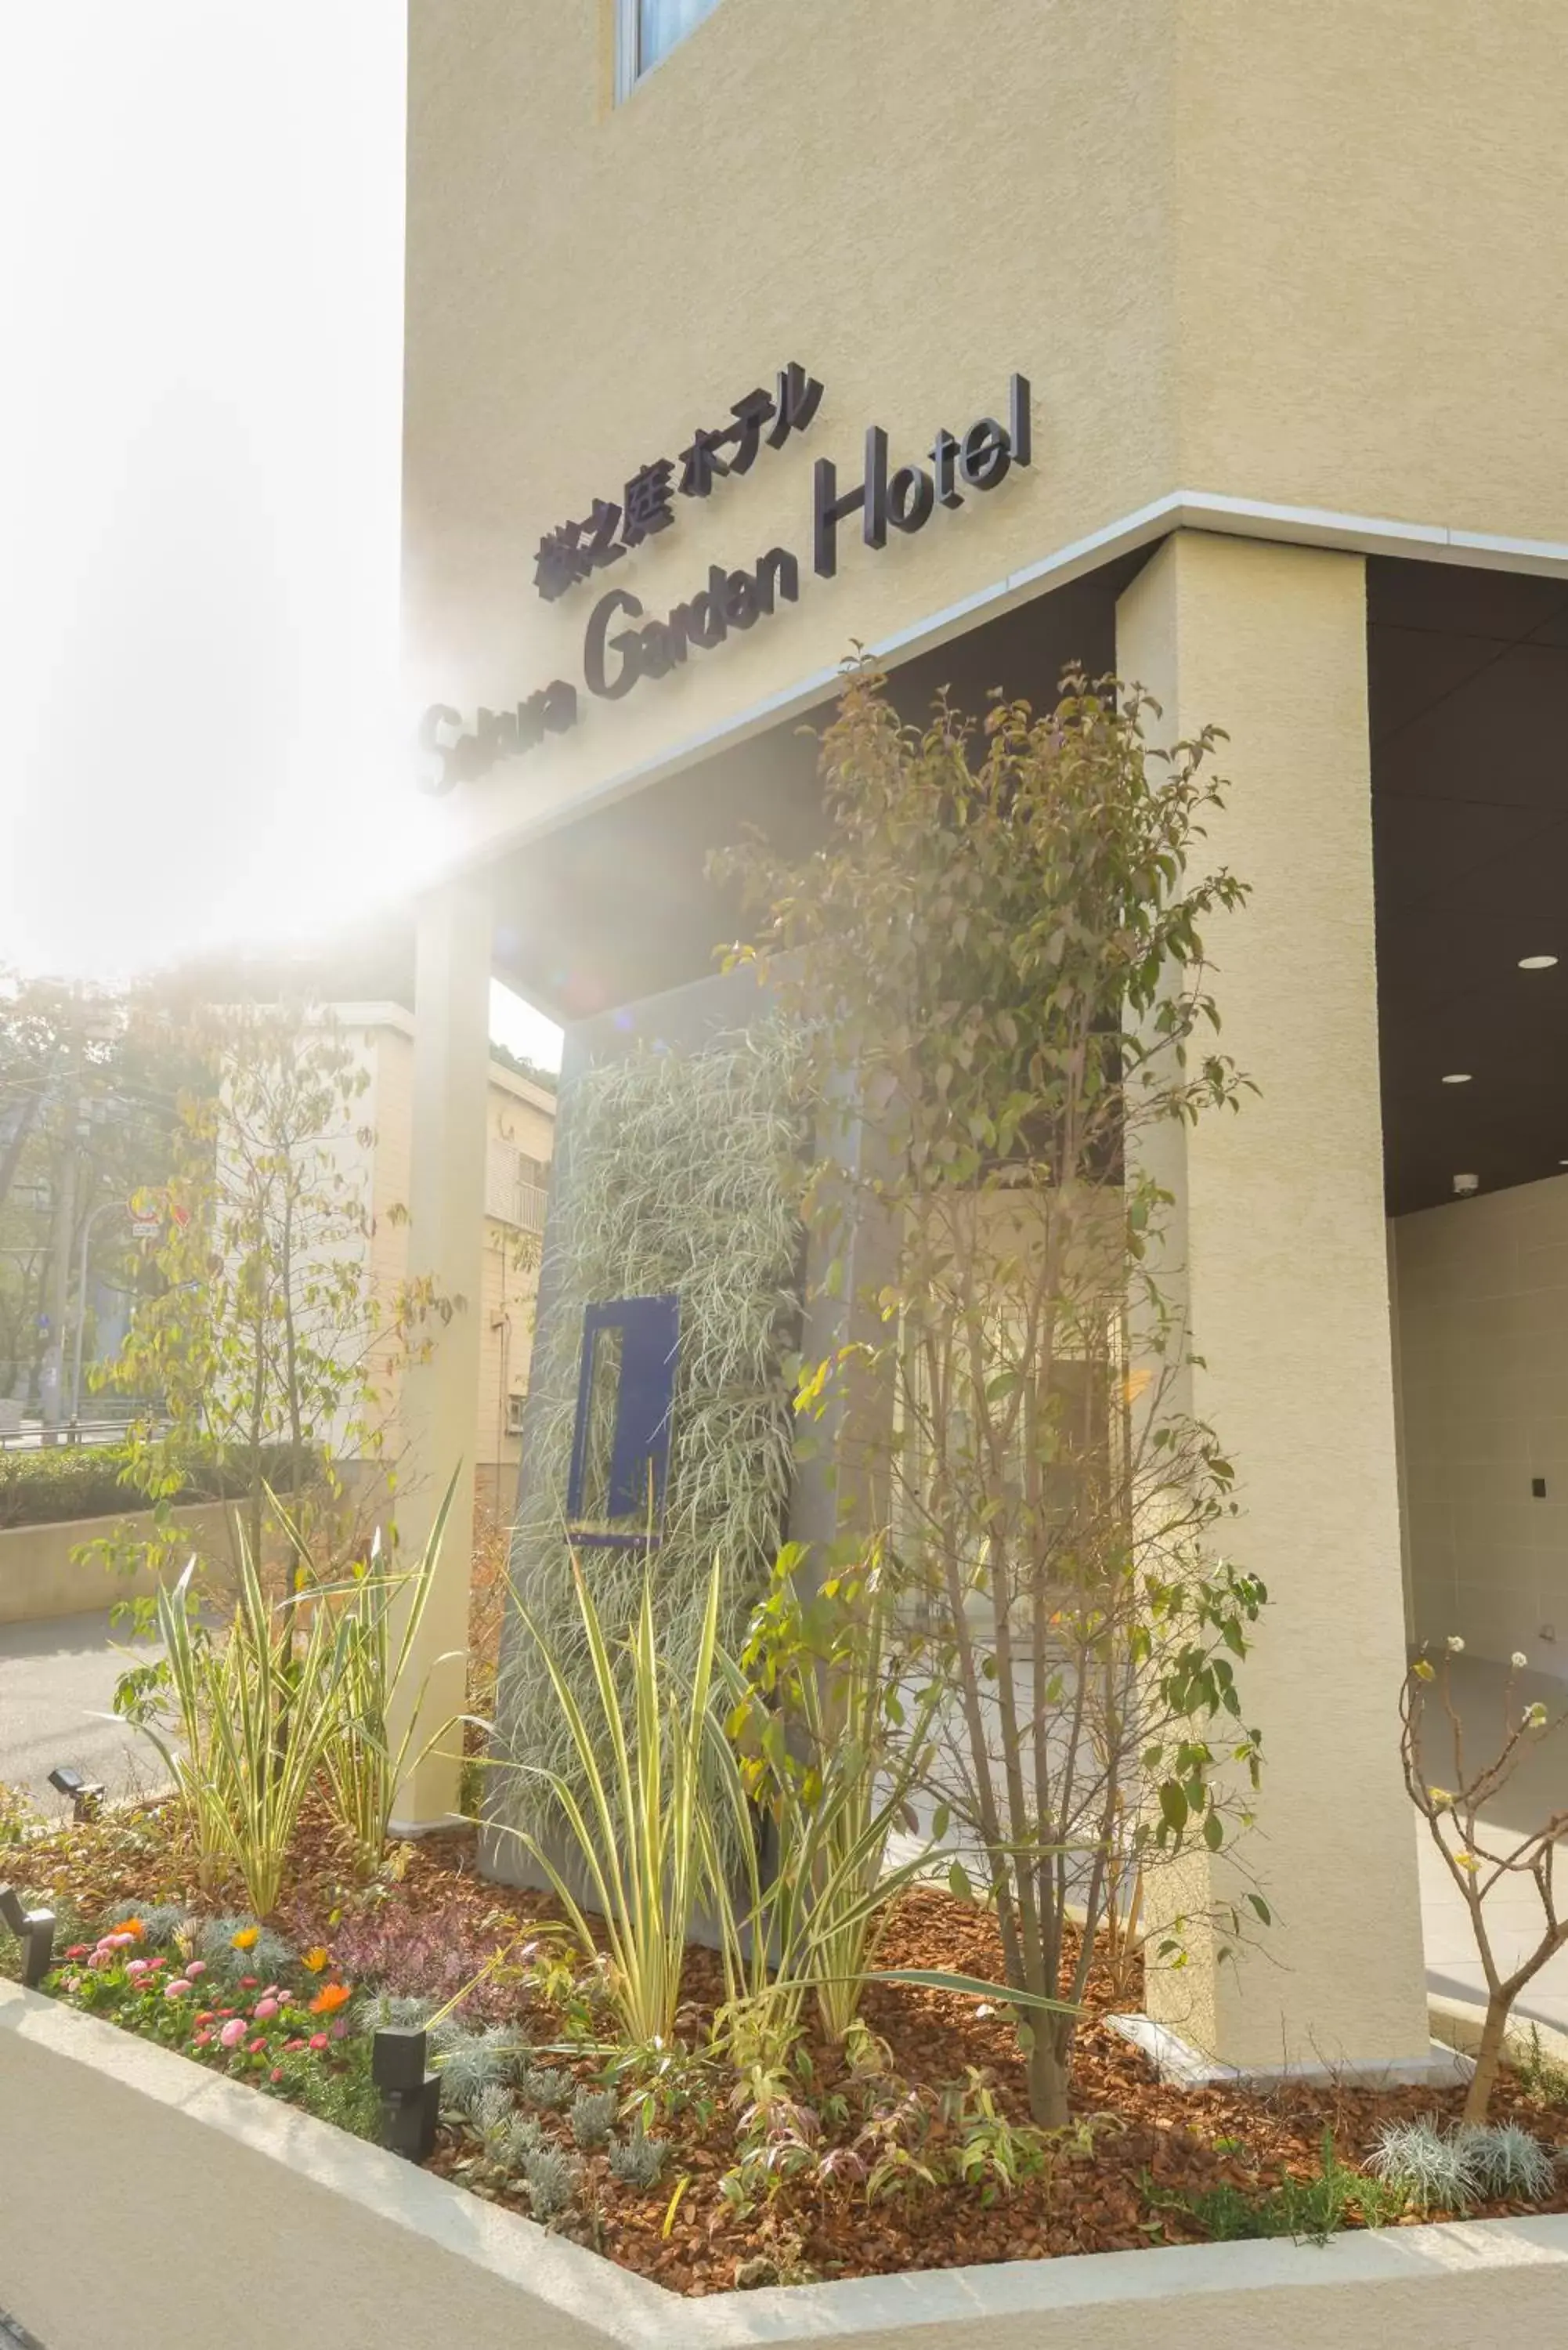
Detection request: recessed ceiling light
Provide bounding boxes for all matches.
[1441,1072,1472,1085]
[1519,954,1559,971]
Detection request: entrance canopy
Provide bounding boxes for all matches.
[485,544,1568,1217]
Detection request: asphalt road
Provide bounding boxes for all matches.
[0,1609,168,1816]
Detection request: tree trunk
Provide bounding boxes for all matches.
[1024,2027,1071,2129]
[1462,1994,1511,2124]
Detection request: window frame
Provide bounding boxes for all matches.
[614,0,719,103]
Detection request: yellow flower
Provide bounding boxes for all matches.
[231,1926,260,1951]
[301,1947,330,1975]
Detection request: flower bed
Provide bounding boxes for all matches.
[6,1794,1568,2299]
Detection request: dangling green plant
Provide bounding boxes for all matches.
[491,1028,804,1864]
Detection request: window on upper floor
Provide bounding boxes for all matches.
[616,0,722,99]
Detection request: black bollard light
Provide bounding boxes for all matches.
[372,2024,440,2163]
[0,1885,57,1989]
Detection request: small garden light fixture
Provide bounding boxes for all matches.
[0,1885,57,1988]
[47,1766,105,1821]
[372,2024,439,2163]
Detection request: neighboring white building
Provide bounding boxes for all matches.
[331,1003,554,1523]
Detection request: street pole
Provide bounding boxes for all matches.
[69,1197,128,1430]
[38,1094,80,1444]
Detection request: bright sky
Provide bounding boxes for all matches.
[0,3,562,1072]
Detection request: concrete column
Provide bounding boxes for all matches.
[388,872,492,1832]
[1115,532,1432,2073]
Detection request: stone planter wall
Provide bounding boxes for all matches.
[0,1503,236,1626]
[3,1981,1567,2350]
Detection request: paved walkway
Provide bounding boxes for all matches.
[1,2311,45,2348]
[0,1610,168,1817]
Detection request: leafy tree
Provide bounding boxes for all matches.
[719,665,1269,2127]
[82,1002,452,1627]
[0,972,187,1417]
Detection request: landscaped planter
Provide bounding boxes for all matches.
[4,1979,1567,2350]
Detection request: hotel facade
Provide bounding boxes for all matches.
[389,0,1568,2084]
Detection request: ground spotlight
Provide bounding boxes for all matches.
[48,1766,105,1821]
[0,1885,57,1988]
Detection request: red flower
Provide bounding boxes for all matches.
[240,1976,258,1990]
[65,1944,90,1960]
[270,2067,284,2084]
[308,2033,328,2052]
[248,2037,266,2054]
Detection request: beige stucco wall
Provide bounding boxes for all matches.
[7,1978,1568,2350]
[404,0,1568,871]
[1117,532,1430,2072]
[1393,1173,1568,1668]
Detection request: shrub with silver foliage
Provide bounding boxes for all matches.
[131,1904,187,1947]
[471,2082,515,2153]
[522,2143,578,2220]
[609,2120,669,2189]
[1455,2120,1557,2202]
[438,2036,513,2117]
[196,1916,294,1982]
[1367,2115,1558,2211]
[518,2063,574,2111]
[1366,2119,1473,2211]
[569,2087,618,2149]
[499,2113,545,2171]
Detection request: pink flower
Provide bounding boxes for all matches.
[164,1979,192,2001]
[193,2030,211,2047]
[88,1951,113,1971]
[219,2019,247,2049]
[284,2037,305,2051]
[65,1943,90,1960]
[270,2067,284,2084]
[330,2018,349,2041]
[253,1998,279,2022]
[125,1958,150,1979]
[110,1932,136,1950]
[247,2037,266,2054]
[262,1984,280,1999]
[308,2033,328,2052]
[186,1959,206,1979]
[239,1976,258,1990]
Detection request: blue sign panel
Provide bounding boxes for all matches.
[566,1294,679,1547]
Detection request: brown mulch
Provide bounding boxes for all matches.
[13,1799,1568,2296]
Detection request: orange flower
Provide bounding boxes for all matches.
[301,1947,330,1975]
[309,1982,352,2016]
[114,1919,146,1942]
[230,1926,260,1951]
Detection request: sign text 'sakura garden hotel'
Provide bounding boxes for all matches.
[391,0,1568,2086]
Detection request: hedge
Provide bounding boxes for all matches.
[0,1443,314,1531]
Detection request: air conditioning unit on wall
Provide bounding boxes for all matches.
[505,1390,527,1436]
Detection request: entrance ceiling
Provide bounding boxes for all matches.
[1370,558,1568,1216]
